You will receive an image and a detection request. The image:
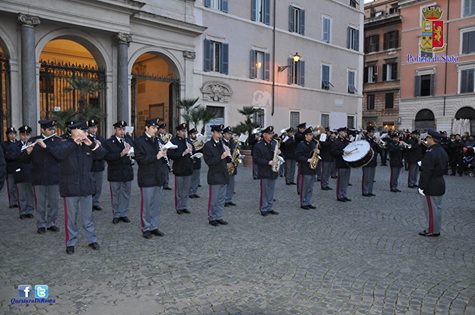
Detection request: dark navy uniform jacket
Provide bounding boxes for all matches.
[0,145,5,190]
[5,141,32,183]
[296,140,318,175]
[56,139,107,197]
[364,137,382,168]
[331,137,350,169]
[23,135,62,186]
[168,136,194,177]
[103,135,134,182]
[134,134,168,188]
[88,134,106,172]
[253,139,279,180]
[419,144,449,196]
[203,139,229,185]
[3,140,19,174]
[405,138,423,164]
[281,136,297,160]
[388,141,404,167]
[319,137,334,162]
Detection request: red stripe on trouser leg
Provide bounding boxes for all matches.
[259,180,263,210]
[63,198,69,245]
[426,195,434,234]
[33,187,37,210]
[336,170,340,199]
[208,185,212,218]
[300,175,304,205]
[140,188,144,230]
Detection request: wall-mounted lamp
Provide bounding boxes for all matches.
[277,52,300,72]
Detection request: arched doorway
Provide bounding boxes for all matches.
[38,39,106,129]
[455,106,475,134]
[415,109,436,131]
[130,52,180,133]
[0,40,10,141]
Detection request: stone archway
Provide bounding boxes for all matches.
[455,106,475,134]
[0,38,10,141]
[415,109,436,131]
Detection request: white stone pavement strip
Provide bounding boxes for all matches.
[0,165,474,314]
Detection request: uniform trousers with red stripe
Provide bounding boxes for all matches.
[6,174,18,207]
[362,167,376,195]
[140,186,162,232]
[300,174,315,207]
[407,163,419,187]
[92,171,103,207]
[110,181,131,219]
[260,178,276,213]
[17,182,35,216]
[34,184,59,229]
[422,195,443,234]
[208,184,226,221]
[175,175,191,211]
[64,196,97,247]
[336,168,351,199]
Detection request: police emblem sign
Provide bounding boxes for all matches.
[420,6,445,53]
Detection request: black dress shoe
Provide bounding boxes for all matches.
[290,182,297,185]
[198,184,202,187]
[182,209,191,214]
[369,193,376,196]
[112,218,120,224]
[337,198,346,202]
[25,214,34,219]
[269,210,279,215]
[362,193,371,197]
[151,229,164,236]
[348,183,352,186]
[142,231,153,239]
[88,242,100,250]
[322,187,333,190]
[209,220,219,226]
[286,183,292,185]
[224,202,230,207]
[418,230,440,237]
[308,205,316,209]
[260,211,270,216]
[119,217,130,223]
[216,219,228,225]
[19,214,26,219]
[47,226,60,232]
[331,176,338,179]
[317,179,321,182]
[37,227,46,234]
[300,205,310,210]
[9,205,19,209]
[92,205,102,211]
[176,210,184,215]
[344,197,352,202]
[227,202,236,206]
[163,186,172,190]
[66,246,75,254]
[394,189,401,192]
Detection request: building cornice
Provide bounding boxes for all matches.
[364,14,401,28]
[131,11,206,37]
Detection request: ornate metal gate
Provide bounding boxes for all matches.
[0,56,10,141]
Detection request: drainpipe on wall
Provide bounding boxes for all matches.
[271,0,276,116]
[443,0,450,117]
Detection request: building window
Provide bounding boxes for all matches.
[383,62,397,81]
[347,27,359,51]
[367,94,375,110]
[365,35,379,53]
[348,70,357,94]
[288,58,305,86]
[462,30,475,54]
[204,0,228,13]
[347,116,355,129]
[203,40,229,74]
[385,93,394,109]
[321,64,332,90]
[460,68,475,93]
[290,111,300,128]
[251,0,270,25]
[321,114,330,128]
[415,74,435,97]
[384,31,399,50]
[322,16,331,43]
[364,64,377,83]
[289,6,305,35]
[463,0,475,17]
[250,50,270,80]
[349,0,358,9]
[253,108,265,128]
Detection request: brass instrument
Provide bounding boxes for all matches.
[271,139,284,173]
[192,133,206,151]
[160,132,173,144]
[227,139,244,175]
[309,141,320,170]
[399,141,412,149]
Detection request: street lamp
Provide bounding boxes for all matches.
[278,52,301,72]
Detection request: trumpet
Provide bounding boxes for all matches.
[399,141,412,149]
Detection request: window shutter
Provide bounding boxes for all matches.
[250,50,257,79]
[364,67,368,83]
[394,31,399,48]
[414,75,421,96]
[347,28,351,49]
[264,0,271,25]
[221,43,229,75]
[204,0,211,8]
[354,29,359,51]
[392,63,398,80]
[384,32,388,50]
[287,57,293,84]
[203,39,212,72]
[299,60,305,86]
[323,18,330,42]
[299,10,305,35]
[375,35,380,51]
[468,69,475,92]
[462,32,469,54]
[251,0,257,21]
[430,74,435,95]
[470,31,475,53]
[373,65,378,82]
[364,37,369,53]
[221,0,228,13]
[289,6,294,32]
[383,64,387,81]
[461,70,469,93]
[264,53,271,81]
[464,0,470,16]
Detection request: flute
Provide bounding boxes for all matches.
[21,133,57,151]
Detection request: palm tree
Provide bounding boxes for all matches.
[197,107,216,134]
[64,77,101,111]
[177,98,199,129]
[234,106,260,148]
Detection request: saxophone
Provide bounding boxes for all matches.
[227,139,243,175]
[272,139,283,173]
[309,141,320,170]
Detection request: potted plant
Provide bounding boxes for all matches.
[233,106,260,166]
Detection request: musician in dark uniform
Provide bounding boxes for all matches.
[134,118,168,239]
[203,124,230,226]
[249,130,261,180]
[56,122,107,254]
[329,130,338,178]
[418,129,449,237]
[282,127,297,185]
[6,125,35,219]
[387,133,404,192]
[0,141,5,192]
[253,126,280,216]
[294,122,306,143]
[24,120,62,233]
[362,128,381,197]
[158,123,172,190]
[331,127,351,202]
[319,129,334,190]
[168,123,194,214]
[188,128,202,199]
[406,130,423,188]
[3,127,19,208]
[222,126,237,207]
[61,121,76,140]
[295,127,317,209]
[103,121,134,224]
[87,119,106,211]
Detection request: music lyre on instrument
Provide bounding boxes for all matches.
[342,140,374,168]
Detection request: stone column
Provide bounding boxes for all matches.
[18,14,40,132]
[116,33,131,123]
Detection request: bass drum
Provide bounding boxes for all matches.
[343,140,374,168]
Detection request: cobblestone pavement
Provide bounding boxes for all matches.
[0,165,474,315]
